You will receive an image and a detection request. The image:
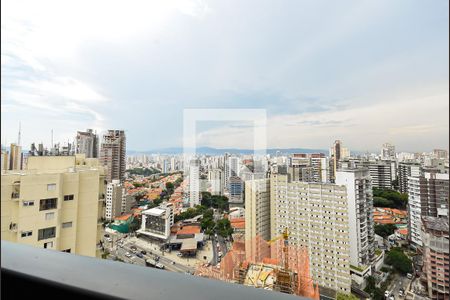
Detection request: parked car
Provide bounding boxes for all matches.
[177,253,183,257]
[385,290,391,298]
[136,253,144,258]
[130,245,137,251]
[125,252,132,258]
[104,234,110,238]
[141,250,147,255]
[406,273,413,279]
[156,263,165,269]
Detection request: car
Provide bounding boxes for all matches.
[406,273,413,279]
[389,296,395,300]
[155,256,160,261]
[130,246,137,251]
[171,261,176,265]
[141,250,147,255]
[104,234,110,238]
[156,263,165,269]
[385,290,391,298]
[216,263,221,269]
[218,251,223,257]
[177,253,183,257]
[398,290,403,297]
[125,252,132,258]
[106,237,112,242]
[136,253,144,258]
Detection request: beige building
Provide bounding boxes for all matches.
[245,178,271,261]
[99,130,126,183]
[1,154,106,258]
[270,174,352,294]
[9,143,22,170]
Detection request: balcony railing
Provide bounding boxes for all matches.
[1,241,304,300]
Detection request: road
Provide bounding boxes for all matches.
[103,232,195,273]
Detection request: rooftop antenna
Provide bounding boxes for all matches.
[18,122,21,146]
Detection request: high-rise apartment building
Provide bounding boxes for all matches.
[335,169,375,268]
[244,178,270,261]
[1,154,106,257]
[76,129,98,158]
[99,130,126,183]
[208,168,223,195]
[421,216,449,300]
[355,160,393,189]
[1,149,9,171]
[189,159,200,207]
[398,162,421,193]
[433,149,449,160]
[330,140,350,182]
[105,179,124,221]
[228,176,243,205]
[288,153,329,183]
[270,174,352,294]
[381,143,396,160]
[408,172,449,247]
[9,143,23,170]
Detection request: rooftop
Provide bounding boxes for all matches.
[422,216,449,232]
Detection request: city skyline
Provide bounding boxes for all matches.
[1,0,448,152]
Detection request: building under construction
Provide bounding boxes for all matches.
[195,232,320,299]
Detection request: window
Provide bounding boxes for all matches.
[44,241,53,249]
[62,222,73,228]
[23,201,35,207]
[21,231,32,237]
[47,184,56,191]
[62,249,71,253]
[64,194,74,201]
[38,227,56,241]
[40,198,57,211]
[45,212,55,220]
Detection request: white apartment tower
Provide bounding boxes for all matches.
[270,174,352,294]
[381,143,396,160]
[335,169,375,268]
[105,179,124,221]
[208,168,223,195]
[189,159,200,207]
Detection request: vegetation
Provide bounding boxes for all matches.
[201,192,229,211]
[385,247,413,275]
[373,188,408,209]
[174,205,208,222]
[127,167,160,177]
[336,293,359,300]
[364,276,384,300]
[200,209,215,235]
[375,224,397,238]
[216,218,233,237]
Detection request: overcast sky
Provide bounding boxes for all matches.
[1,0,448,152]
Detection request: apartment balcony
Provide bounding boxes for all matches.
[11,192,20,200]
[1,241,305,300]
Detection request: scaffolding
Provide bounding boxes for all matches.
[195,235,320,299]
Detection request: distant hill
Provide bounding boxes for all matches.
[127,146,328,155]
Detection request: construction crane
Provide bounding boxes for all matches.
[267,228,289,271]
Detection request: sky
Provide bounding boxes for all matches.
[1,0,449,153]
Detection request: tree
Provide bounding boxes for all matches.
[385,248,413,275]
[375,224,397,238]
[336,293,359,300]
[165,182,174,190]
[216,218,233,237]
[373,188,408,209]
